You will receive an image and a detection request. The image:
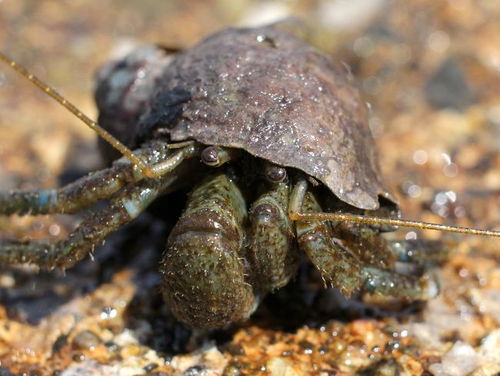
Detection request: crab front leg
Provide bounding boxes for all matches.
[292,181,439,301]
[161,172,256,329]
[328,221,443,301]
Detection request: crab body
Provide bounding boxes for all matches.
[0,22,442,329]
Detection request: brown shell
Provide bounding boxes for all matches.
[139,24,395,210]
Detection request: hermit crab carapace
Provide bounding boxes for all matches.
[0,21,498,329]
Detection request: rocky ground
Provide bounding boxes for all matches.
[0,1,498,375]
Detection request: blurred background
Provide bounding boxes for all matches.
[0,0,499,374]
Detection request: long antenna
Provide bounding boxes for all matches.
[289,179,500,237]
[0,52,157,178]
[290,212,500,237]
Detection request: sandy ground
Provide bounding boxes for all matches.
[0,1,498,375]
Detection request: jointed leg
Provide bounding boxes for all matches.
[361,267,438,301]
[295,190,364,296]
[330,222,398,270]
[0,141,197,215]
[0,176,172,269]
[329,223,442,299]
[292,179,439,300]
[389,239,449,265]
[247,181,297,294]
[161,172,256,329]
[330,223,448,270]
[329,223,445,297]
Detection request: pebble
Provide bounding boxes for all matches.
[425,58,475,111]
[428,342,479,376]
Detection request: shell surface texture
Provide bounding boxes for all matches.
[137,23,393,210]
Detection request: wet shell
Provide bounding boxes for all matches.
[139,23,394,210]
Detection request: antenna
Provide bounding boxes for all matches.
[290,212,500,237]
[0,52,157,178]
[289,179,500,237]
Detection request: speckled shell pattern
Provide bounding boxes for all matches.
[139,24,394,210]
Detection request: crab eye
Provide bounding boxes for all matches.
[201,146,220,166]
[265,165,287,183]
[201,146,237,167]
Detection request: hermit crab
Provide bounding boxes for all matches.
[0,21,497,329]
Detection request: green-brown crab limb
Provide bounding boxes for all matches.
[0,141,199,215]
[0,177,171,269]
[247,181,297,295]
[161,172,442,329]
[162,172,306,328]
[291,179,440,301]
[0,142,201,268]
[161,172,257,329]
[0,142,235,271]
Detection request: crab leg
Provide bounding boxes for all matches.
[388,239,449,265]
[0,141,198,215]
[328,222,448,278]
[247,181,297,294]
[328,222,399,271]
[294,190,364,296]
[292,180,439,300]
[360,267,439,301]
[320,193,449,269]
[161,172,255,329]
[0,175,174,269]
